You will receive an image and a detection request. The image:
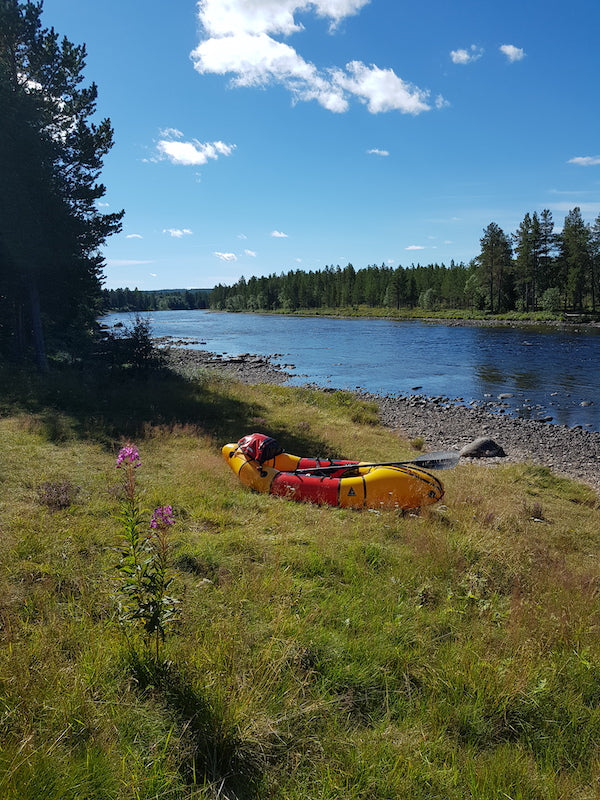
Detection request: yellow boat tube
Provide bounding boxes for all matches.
[222,434,444,510]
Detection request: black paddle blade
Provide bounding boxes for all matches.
[406,451,461,470]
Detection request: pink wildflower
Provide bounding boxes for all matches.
[116,444,141,469]
[150,505,175,529]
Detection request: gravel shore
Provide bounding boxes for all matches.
[161,343,600,494]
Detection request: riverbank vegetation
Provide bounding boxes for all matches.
[1,340,599,799]
[102,287,212,314]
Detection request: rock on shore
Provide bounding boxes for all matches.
[160,342,600,493]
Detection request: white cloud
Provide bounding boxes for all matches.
[548,202,600,215]
[214,251,238,261]
[163,228,193,238]
[405,245,425,250]
[244,249,257,257]
[126,233,143,239]
[157,139,235,166]
[500,44,525,63]
[237,233,248,239]
[191,0,439,115]
[156,130,235,166]
[150,273,158,277]
[271,230,288,237]
[367,148,389,156]
[450,45,483,65]
[198,0,370,38]
[331,60,431,114]
[159,127,184,139]
[568,156,600,166]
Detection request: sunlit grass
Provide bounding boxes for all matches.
[0,364,599,798]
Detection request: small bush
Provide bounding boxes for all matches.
[37,480,80,510]
[540,287,562,313]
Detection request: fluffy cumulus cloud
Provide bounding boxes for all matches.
[156,128,235,166]
[450,45,483,64]
[244,249,257,257]
[191,0,439,114]
[500,44,525,62]
[214,251,238,261]
[163,228,193,238]
[405,244,425,250]
[367,148,389,156]
[568,156,600,166]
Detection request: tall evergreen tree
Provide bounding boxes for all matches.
[558,208,592,311]
[0,0,123,366]
[477,222,513,313]
[536,209,556,296]
[590,213,600,312]
[513,212,535,310]
[384,267,407,309]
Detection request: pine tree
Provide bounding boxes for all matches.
[559,208,592,311]
[535,209,556,296]
[590,213,600,312]
[477,223,513,313]
[0,0,123,366]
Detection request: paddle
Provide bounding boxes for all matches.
[293,450,460,475]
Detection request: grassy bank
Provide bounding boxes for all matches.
[219,305,600,325]
[1,362,599,799]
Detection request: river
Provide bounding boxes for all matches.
[101,310,600,432]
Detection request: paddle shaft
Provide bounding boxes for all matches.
[293,451,459,474]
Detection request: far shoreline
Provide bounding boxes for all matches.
[105,306,600,331]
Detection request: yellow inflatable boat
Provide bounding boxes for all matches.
[222,433,444,510]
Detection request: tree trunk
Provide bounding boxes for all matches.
[29,278,48,372]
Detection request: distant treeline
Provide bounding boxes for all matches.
[211,208,600,315]
[211,262,468,312]
[106,207,600,317]
[102,288,212,312]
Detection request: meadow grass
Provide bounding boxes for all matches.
[0,362,599,799]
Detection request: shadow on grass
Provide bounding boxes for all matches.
[0,362,343,458]
[128,655,271,799]
[0,363,249,443]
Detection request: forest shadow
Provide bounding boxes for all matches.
[0,361,340,458]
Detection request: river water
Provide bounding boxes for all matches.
[101,310,600,431]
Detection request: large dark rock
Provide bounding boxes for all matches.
[460,437,506,458]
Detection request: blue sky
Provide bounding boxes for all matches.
[41,0,599,291]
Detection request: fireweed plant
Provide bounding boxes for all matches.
[114,444,179,660]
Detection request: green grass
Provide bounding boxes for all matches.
[0,362,599,798]
[242,305,583,324]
